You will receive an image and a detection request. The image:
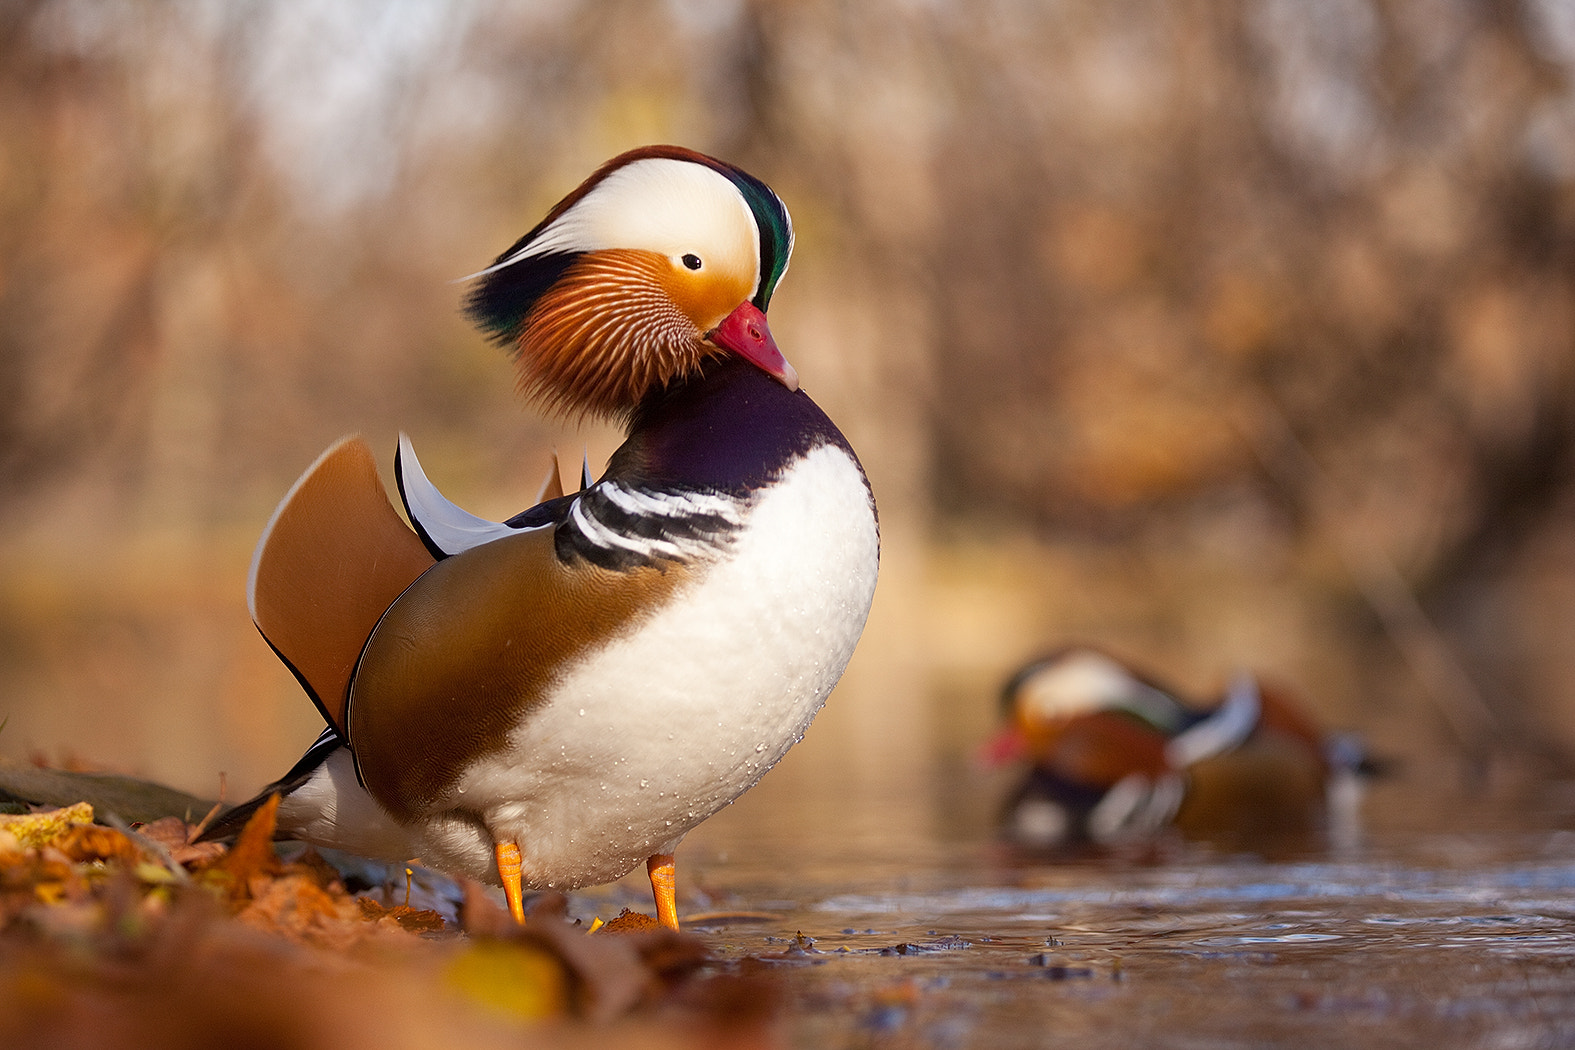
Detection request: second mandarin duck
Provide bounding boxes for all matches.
[986,647,1359,849]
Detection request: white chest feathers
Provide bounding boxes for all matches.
[420,443,880,888]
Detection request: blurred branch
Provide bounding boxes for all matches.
[0,255,158,498]
[1233,387,1502,759]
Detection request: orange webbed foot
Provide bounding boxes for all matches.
[496,841,526,924]
[647,853,679,930]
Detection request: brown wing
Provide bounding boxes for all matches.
[1255,683,1331,772]
[249,436,436,733]
[348,524,690,821]
[1041,712,1171,787]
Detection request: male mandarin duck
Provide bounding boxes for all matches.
[984,647,1363,849]
[201,146,881,928]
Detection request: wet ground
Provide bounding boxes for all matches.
[572,771,1575,1049]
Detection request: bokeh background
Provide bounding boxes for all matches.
[3,0,1575,842]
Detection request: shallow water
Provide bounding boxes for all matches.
[570,771,1575,1049]
[705,847,1575,1048]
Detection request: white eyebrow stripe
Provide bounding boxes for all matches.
[457,157,762,292]
[454,248,535,283]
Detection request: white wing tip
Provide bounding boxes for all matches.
[398,433,537,556]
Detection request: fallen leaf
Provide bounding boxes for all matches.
[53,825,142,865]
[599,908,662,934]
[202,794,280,903]
[358,897,446,933]
[444,939,571,1020]
[0,779,765,1047]
[134,816,226,867]
[0,803,95,849]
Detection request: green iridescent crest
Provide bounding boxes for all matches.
[718,165,793,311]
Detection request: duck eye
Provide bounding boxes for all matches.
[681,253,703,271]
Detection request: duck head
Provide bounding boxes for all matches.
[983,648,1186,766]
[464,145,798,419]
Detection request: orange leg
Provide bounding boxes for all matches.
[647,853,679,931]
[495,841,526,924]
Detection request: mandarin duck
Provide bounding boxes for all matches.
[201,146,880,928]
[984,647,1363,849]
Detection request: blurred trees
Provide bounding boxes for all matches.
[2,0,1574,772]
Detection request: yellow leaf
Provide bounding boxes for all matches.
[134,862,179,884]
[33,881,66,905]
[0,802,94,849]
[444,941,570,1021]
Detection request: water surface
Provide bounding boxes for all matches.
[575,769,1575,1049]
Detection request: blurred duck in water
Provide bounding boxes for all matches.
[983,647,1368,850]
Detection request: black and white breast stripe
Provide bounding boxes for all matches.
[555,481,744,571]
[395,433,743,571]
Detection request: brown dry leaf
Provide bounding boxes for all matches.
[0,848,80,911]
[52,824,142,865]
[134,816,226,867]
[201,793,280,902]
[0,888,761,1050]
[458,878,516,939]
[0,791,760,1045]
[237,871,363,948]
[599,908,663,934]
[358,897,447,933]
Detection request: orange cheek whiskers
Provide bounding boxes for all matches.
[515,251,706,419]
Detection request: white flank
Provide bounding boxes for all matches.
[275,746,420,862]
[414,444,880,888]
